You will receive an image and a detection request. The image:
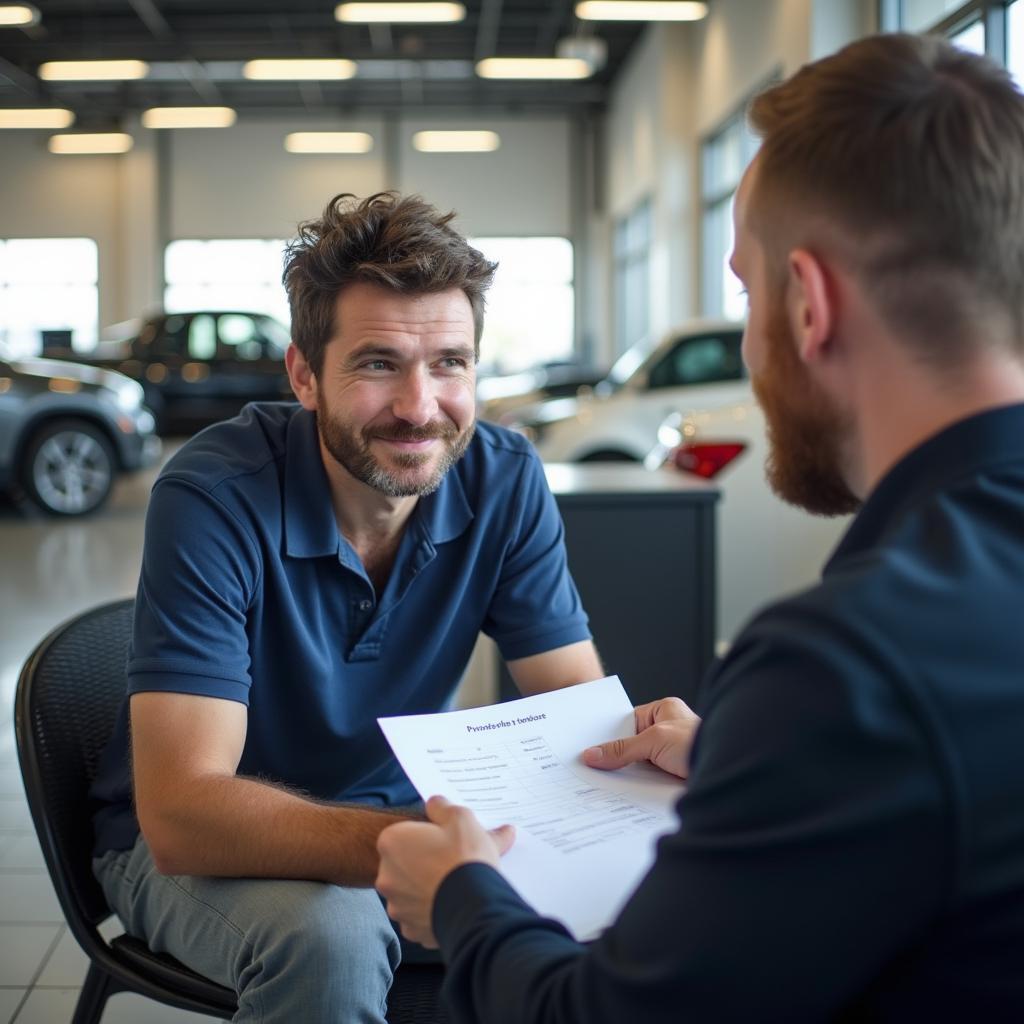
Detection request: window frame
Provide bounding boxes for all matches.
[879,0,1014,66]
[698,87,768,320]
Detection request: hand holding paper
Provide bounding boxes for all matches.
[376,676,687,940]
[376,795,515,948]
[584,696,701,778]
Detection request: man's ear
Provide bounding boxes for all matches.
[786,249,834,364]
[285,344,318,411]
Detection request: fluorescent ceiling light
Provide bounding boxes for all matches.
[39,59,149,81]
[0,4,39,27]
[141,106,237,128]
[285,131,374,153]
[475,57,592,80]
[413,130,500,152]
[335,3,465,23]
[0,108,74,128]
[48,132,133,154]
[576,1,708,20]
[243,59,357,80]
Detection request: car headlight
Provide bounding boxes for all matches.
[108,378,145,411]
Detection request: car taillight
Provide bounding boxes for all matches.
[671,442,747,479]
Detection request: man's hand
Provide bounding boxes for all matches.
[375,795,515,948]
[583,696,701,779]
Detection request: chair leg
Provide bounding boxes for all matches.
[72,962,121,1024]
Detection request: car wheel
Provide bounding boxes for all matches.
[578,450,639,463]
[22,419,116,516]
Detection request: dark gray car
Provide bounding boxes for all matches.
[0,354,161,516]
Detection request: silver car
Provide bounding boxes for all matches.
[0,353,161,516]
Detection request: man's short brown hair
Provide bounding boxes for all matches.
[283,192,497,376]
[748,33,1024,363]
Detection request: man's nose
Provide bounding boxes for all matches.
[391,368,439,426]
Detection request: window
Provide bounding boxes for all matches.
[0,238,98,357]
[900,0,974,31]
[646,331,745,390]
[164,239,290,326]
[950,16,985,52]
[613,200,651,356]
[471,237,574,374]
[1009,0,1023,88]
[701,113,759,320]
[882,0,1023,66]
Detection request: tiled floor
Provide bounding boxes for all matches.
[0,448,217,1023]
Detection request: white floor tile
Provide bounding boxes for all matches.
[102,991,227,1023]
[0,768,26,799]
[34,927,88,988]
[0,873,63,923]
[8,986,79,1024]
[0,798,32,831]
[0,989,27,1024]
[0,732,16,769]
[12,985,229,1023]
[0,831,45,874]
[0,924,60,986]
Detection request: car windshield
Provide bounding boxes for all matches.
[604,337,657,388]
[258,316,291,353]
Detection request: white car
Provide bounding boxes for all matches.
[511,321,748,464]
[646,398,851,646]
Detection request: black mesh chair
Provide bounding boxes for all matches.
[15,598,446,1024]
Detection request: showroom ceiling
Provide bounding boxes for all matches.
[0,1,650,121]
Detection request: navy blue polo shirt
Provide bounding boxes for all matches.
[90,402,590,855]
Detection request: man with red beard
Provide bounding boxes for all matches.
[376,33,1024,1023]
[88,193,603,1022]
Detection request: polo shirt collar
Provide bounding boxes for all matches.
[284,408,475,558]
[826,402,1024,572]
[413,457,474,545]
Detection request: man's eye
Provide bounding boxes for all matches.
[363,360,391,371]
[440,357,468,369]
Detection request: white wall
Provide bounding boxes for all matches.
[0,133,123,330]
[168,116,388,240]
[397,116,572,238]
[1,111,575,331]
[594,0,877,366]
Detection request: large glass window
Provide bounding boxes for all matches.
[950,15,986,52]
[700,113,759,321]
[883,0,1023,65]
[0,238,98,357]
[613,200,651,356]
[471,237,574,374]
[1009,0,1023,88]
[164,239,290,325]
[901,0,974,31]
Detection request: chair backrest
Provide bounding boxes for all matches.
[15,598,135,942]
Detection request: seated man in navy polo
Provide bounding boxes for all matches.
[89,192,604,1023]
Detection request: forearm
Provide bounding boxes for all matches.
[140,773,419,886]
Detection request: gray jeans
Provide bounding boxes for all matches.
[94,836,403,1023]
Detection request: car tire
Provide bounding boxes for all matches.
[578,450,639,463]
[21,418,116,517]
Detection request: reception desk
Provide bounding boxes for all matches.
[500,463,720,710]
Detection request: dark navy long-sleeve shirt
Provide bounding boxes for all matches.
[432,403,1024,1023]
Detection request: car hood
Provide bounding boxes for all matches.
[9,356,145,407]
[504,393,604,428]
[13,356,130,392]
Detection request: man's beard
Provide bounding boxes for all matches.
[752,299,861,517]
[317,401,475,498]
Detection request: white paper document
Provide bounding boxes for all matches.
[378,676,684,941]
